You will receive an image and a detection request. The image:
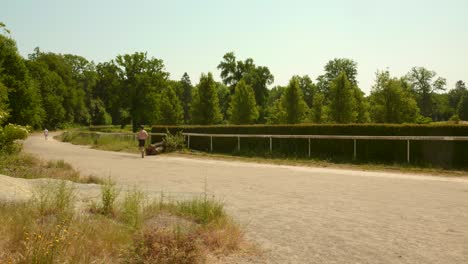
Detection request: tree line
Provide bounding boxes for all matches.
[1,23,467,131]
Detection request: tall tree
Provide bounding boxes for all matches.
[229,79,259,124]
[281,77,308,124]
[457,93,468,121]
[179,72,193,124]
[217,52,273,121]
[406,67,446,119]
[190,73,222,125]
[296,75,317,108]
[317,58,358,98]
[328,72,356,123]
[156,86,184,125]
[369,71,420,123]
[448,80,467,110]
[0,34,44,127]
[115,52,168,131]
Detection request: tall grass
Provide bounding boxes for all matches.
[59,131,139,153]
[1,180,247,263]
[0,152,103,184]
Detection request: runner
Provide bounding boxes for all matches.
[44,128,49,140]
[137,125,148,158]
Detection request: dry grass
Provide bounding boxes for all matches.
[170,151,468,177]
[0,181,249,263]
[0,152,104,184]
[57,131,139,153]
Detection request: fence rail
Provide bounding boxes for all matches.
[81,131,468,163]
[180,133,468,163]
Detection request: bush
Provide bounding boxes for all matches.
[152,124,468,168]
[0,123,29,153]
[163,130,185,152]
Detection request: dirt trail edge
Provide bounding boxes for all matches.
[24,133,468,264]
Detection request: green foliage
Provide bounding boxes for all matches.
[156,85,184,125]
[281,77,308,124]
[228,79,259,124]
[457,92,468,120]
[217,52,273,119]
[0,35,45,128]
[369,71,420,123]
[317,58,358,98]
[328,72,357,123]
[190,73,222,125]
[406,67,446,118]
[99,178,120,216]
[179,72,193,123]
[310,93,326,123]
[163,130,186,152]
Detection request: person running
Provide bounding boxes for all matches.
[44,128,49,140]
[137,125,149,158]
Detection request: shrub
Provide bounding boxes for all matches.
[163,130,185,152]
[128,227,204,264]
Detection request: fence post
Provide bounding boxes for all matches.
[308,138,311,157]
[407,140,410,163]
[269,137,272,153]
[353,139,357,160]
[210,136,213,152]
[188,135,190,149]
[237,136,240,152]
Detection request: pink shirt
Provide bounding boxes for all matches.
[137,130,148,140]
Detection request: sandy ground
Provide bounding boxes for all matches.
[21,133,468,264]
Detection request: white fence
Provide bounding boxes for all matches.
[91,131,468,163]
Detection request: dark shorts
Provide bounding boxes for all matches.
[138,139,146,147]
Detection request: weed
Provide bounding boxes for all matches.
[120,189,146,230]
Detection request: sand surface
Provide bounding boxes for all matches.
[21,133,468,264]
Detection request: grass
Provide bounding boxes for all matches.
[0,179,248,263]
[57,131,140,153]
[170,150,468,177]
[0,151,104,184]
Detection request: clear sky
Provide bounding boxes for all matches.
[2,0,467,93]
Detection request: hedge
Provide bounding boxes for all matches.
[151,124,468,168]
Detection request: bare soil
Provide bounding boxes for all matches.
[23,133,468,264]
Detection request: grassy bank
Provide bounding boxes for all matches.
[0,180,249,263]
[0,151,103,184]
[56,131,139,153]
[169,151,468,177]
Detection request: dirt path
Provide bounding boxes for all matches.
[24,133,468,264]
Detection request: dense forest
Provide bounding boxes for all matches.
[1,23,467,132]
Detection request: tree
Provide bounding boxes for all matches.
[310,93,326,123]
[281,77,308,124]
[89,98,112,125]
[0,34,44,128]
[406,67,446,119]
[448,80,467,109]
[458,93,468,120]
[328,72,356,123]
[156,86,184,125]
[217,52,273,121]
[229,79,259,124]
[115,52,168,131]
[317,58,358,98]
[190,73,222,125]
[296,75,317,108]
[179,72,192,124]
[369,71,420,123]
[216,82,230,122]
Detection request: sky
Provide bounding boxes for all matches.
[2,0,468,94]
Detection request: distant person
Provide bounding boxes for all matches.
[44,128,49,140]
[137,125,148,158]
